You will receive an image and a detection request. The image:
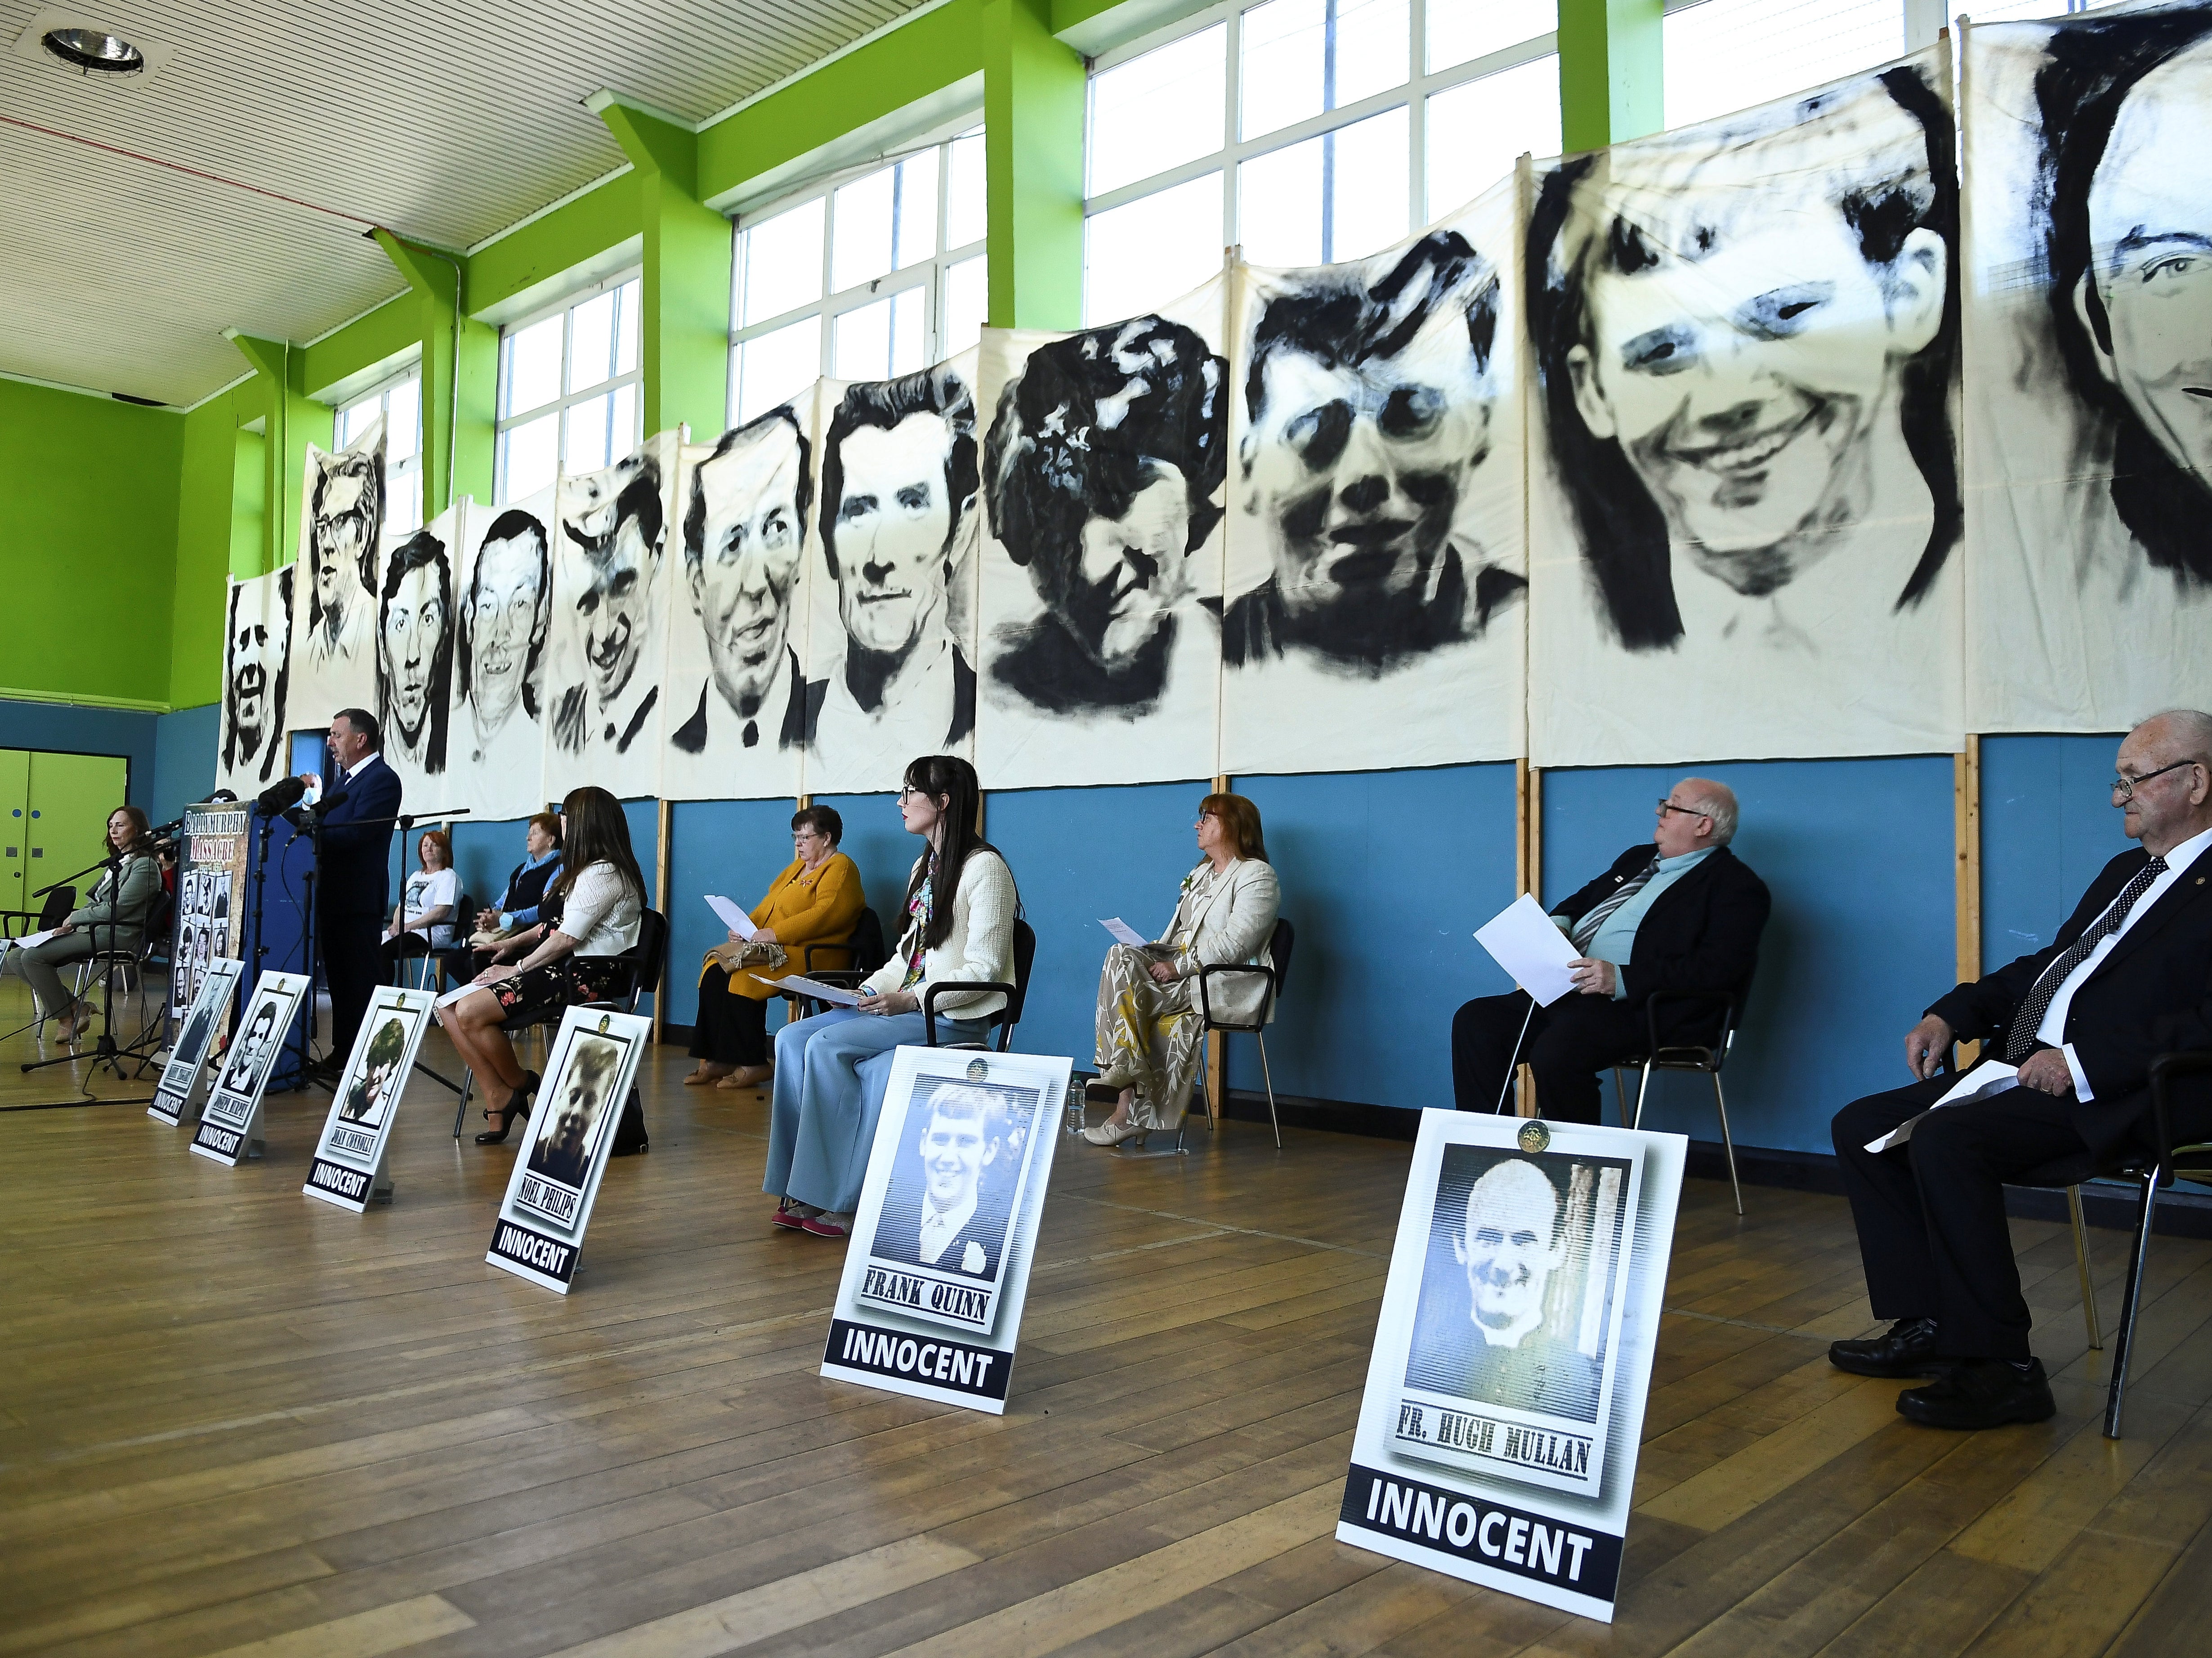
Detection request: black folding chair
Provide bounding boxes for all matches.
[782,907,888,1017]
[922,918,1036,1053]
[1611,990,1747,1216]
[3,883,75,939]
[416,894,478,991]
[1193,916,1295,1150]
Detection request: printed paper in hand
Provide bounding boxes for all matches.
[1474,894,1580,1006]
[760,972,862,1006]
[8,929,58,952]
[1099,917,1148,947]
[706,894,755,940]
[1864,1059,2019,1153]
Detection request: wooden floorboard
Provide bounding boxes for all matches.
[3,975,2210,1656]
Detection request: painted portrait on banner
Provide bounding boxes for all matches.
[799,354,981,796]
[290,418,385,725]
[454,487,556,820]
[217,567,293,795]
[1527,52,1964,766]
[1221,183,1528,775]
[1962,5,2212,731]
[662,391,823,802]
[976,279,1229,787]
[545,431,676,802]
[373,503,458,796]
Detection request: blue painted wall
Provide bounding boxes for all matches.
[664,797,806,1028]
[1981,733,2132,968]
[0,696,159,809]
[152,702,219,822]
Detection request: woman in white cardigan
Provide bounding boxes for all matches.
[1081,792,1279,1147]
[763,755,1017,1237]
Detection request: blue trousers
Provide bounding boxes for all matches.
[762,1007,985,1213]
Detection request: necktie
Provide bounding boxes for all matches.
[2002,856,2167,1061]
[1572,858,1660,952]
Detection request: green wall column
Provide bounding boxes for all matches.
[372,231,498,516]
[1556,0,1664,152]
[981,0,1086,330]
[224,332,331,577]
[593,97,733,440]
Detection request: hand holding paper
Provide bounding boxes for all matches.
[760,972,861,1007]
[1863,1059,2019,1153]
[706,894,755,941]
[1473,894,1579,1006]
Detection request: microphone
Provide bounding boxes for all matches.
[147,818,185,840]
[256,777,307,815]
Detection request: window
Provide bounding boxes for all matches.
[333,368,423,534]
[495,276,642,503]
[1663,0,1906,129]
[1083,1,1560,323]
[730,125,988,425]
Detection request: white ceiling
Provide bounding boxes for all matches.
[0,0,932,407]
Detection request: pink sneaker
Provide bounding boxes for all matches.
[771,1200,812,1231]
[800,1213,851,1239]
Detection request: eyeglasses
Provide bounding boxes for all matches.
[897,785,919,802]
[1656,798,1709,818]
[2111,759,2200,800]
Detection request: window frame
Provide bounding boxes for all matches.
[728,118,989,417]
[1083,0,1561,266]
[493,268,645,503]
[333,362,425,532]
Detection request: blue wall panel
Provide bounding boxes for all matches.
[1980,733,2131,968]
[0,697,159,809]
[1542,757,1954,1156]
[1232,765,1521,1112]
[151,702,218,822]
[664,797,805,1028]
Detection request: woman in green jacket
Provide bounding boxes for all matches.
[19,805,165,1042]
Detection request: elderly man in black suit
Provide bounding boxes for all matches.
[1831,710,2212,1431]
[1452,778,1771,1123]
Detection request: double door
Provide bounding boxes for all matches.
[0,750,131,920]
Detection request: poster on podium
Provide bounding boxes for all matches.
[1335,1111,1684,1623]
[303,985,435,1210]
[190,971,309,1165]
[484,1006,652,1292]
[820,1046,1071,1415]
[150,956,243,1126]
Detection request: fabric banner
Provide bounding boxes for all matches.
[375,501,461,807]
[544,430,679,804]
[973,277,1229,788]
[451,485,557,822]
[1962,6,2212,732]
[216,566,295,798]
[800,351,983,797]
[660,387,823,802]
[289,417,385,731]
[1527,48,1965,766]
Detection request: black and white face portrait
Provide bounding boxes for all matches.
[1453,1160,1568,1350]
[688,410,810,724]
[566,455,665,712]
[340,1014,411,1126]
[1532,67,1958,648]
[222,569,291,784]
[462,508,550,740]
[916,1083,1002,1221]
[376,529,454,773]
[222,1001,280,1095]
[308,442,383,654]
[528,1033,619,1187]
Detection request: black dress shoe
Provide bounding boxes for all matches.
[1829,1317,1946,1378]
[1897,1358,2056,1430]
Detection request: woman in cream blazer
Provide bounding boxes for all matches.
[761,755,1018,1236]
[1083,792,1279,1146]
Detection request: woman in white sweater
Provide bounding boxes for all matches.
[763,754,1016,1238]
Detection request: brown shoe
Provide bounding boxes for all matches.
[684,1063,734,1086]
[717,1064,773,1090]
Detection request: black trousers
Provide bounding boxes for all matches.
[1831,1080,2094,1360]
[321,908,381,1062]
[1450,990,1648,1122]
[380,933,433,978]
[690,966,770,1065]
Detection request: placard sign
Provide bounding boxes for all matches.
[171,803,250,1019]
[189,970,308,1165]
[484,1006,652,1292]
[149,956,243,1126]
[821,1046,1071,1415]
[303,985,435,1210]
[1336,1112,1684,1623]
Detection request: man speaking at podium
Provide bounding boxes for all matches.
[299,708,402,1068]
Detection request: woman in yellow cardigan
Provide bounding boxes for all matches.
[686,805,866,1090]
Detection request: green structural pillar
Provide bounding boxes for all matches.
[981,0,1086,331]
[223,331,331,577]
[1556,0,1665,152]
[373,231,497,517]
[593,95,734,440]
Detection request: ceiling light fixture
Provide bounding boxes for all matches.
[42,26,141,74]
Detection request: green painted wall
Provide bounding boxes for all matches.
[1558,0,1664,152]
[0,378,184,709]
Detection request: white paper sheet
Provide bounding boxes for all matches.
[1863,1059,2019,1153]
[435,982,478,1008]
[758,972,861,1006]
[6,929,58,952]
[706,894,755,940]
[1099,917,1148,947]
[1473,893,1580,1007]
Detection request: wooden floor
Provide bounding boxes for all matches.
[2,976,2210,1658]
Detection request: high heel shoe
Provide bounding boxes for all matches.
[474,1076,536,1145]
[1080,1119,1147,1148]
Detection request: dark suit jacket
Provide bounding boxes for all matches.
[1552,844,1772,1036]
[1929,845,2212,1157]
[317,755,402,918]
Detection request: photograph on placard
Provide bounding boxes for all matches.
[545,431,677,801]
[217,568,294,795]
[338,1010,416,1130]
[858,1068,1048,1335]
[1961,6,2212,731]
[800,353,980,795]
[453,487,557,820]
[291,418,386,721]
[213,994,286,1104]
[1222,181,1528,774]
[305,984,439,1207]
[375,503,460,795]
[152,956,242,1119]
[195,972,308,1158]
[523,1028,627,1197]
[975,279,1229,787]
[662,390,822,801]
[1527,49,1963,765]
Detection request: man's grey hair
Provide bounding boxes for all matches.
[2141,710,2212,763]
[1682,779,1739,846]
